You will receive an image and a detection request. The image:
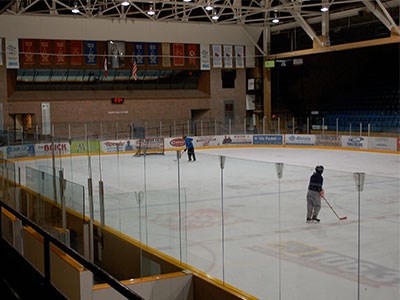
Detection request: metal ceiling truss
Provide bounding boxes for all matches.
[2,0,399,47]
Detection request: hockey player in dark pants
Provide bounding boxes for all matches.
[183,136,196,161]
[306,165,325,223]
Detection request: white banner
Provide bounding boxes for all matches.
[6,38,19,69]
[41,103,51,135]
[223,45,233,68]
[200,44,210,70]
[212,44,222,68]
[235,45,244,68]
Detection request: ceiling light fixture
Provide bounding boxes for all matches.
[321,6,329,12]
[147,4,155,16]
[212,10,219,20]
[183,0,192,2]
[121,1,130,6]
[71,2,79,14]
[272,12,279,24]
[205,2,213,11]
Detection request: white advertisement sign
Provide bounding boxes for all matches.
[341,136,367,149]
[101,140,137,153]
[367,137,397,151]
[285,134,316,146]
[35,143,70,157]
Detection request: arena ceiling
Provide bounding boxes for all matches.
[0,1,399,50]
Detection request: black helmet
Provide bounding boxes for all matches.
[315,165,324,174]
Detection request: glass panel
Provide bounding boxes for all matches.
[359,174,400,299]
[222,157,280,299]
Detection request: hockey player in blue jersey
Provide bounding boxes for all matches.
[183,136,196,162]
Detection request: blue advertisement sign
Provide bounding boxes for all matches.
[6,144,35,158]
[84,41,97,65]
[253,135,283,145]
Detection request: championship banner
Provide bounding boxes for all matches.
[161,43,171,67]
[22,39,35,65]
[134,42,145,65]
[148,42,158,65]
[223,45,233,68]
[173,43,185,66]
[187,44,197,66]
[54,40,67,65]
[212,44,222,68]
[70,40,82,66]
[200,44,210,70]
[235,45,244,68]
[39,40,51,65]
[6,38,19,69]
[84,41,97,65]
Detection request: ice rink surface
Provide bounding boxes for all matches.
[18,147,400,300]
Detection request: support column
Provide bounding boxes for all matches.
[263,25,272,132]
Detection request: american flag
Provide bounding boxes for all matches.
[131,58,138,81]
[103,55,108,78]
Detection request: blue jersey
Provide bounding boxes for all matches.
[184,137,194,149]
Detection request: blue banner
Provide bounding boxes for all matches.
[148,43,158,65]
[84,41,97,65]
[253,135,283,145]
[6,144,35,158]
[134,42,145,65]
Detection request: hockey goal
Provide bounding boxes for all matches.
[134,138,165,156]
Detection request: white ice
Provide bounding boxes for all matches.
[16,147,400,300]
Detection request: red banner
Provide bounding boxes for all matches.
[39,40,51,65]
[173,43,185,66]
[70,40,82,66]
[22,39,35,65]
[54,40,67,65]
[187,44,197,66]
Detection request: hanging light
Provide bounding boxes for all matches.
[147,4,155,16]
[212,9,219,20]
[121,1,130,6]
[205,1,213,11]
[71,2,79,14]
[183,0,192,2]
[272,11,279,24]
[321,5,329,12]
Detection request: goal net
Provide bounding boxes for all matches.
[134,138,165,156]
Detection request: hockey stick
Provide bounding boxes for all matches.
[322,196,347,221]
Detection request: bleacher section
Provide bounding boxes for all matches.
[323,110,400,133]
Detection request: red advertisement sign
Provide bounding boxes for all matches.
[39,39,51,65]
[54,40,67,65]
[70,40,82,66]
[187,44,197,66]
[173,43,184,66]
[22,39,35,65]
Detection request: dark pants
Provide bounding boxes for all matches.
[187,148,196,161]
